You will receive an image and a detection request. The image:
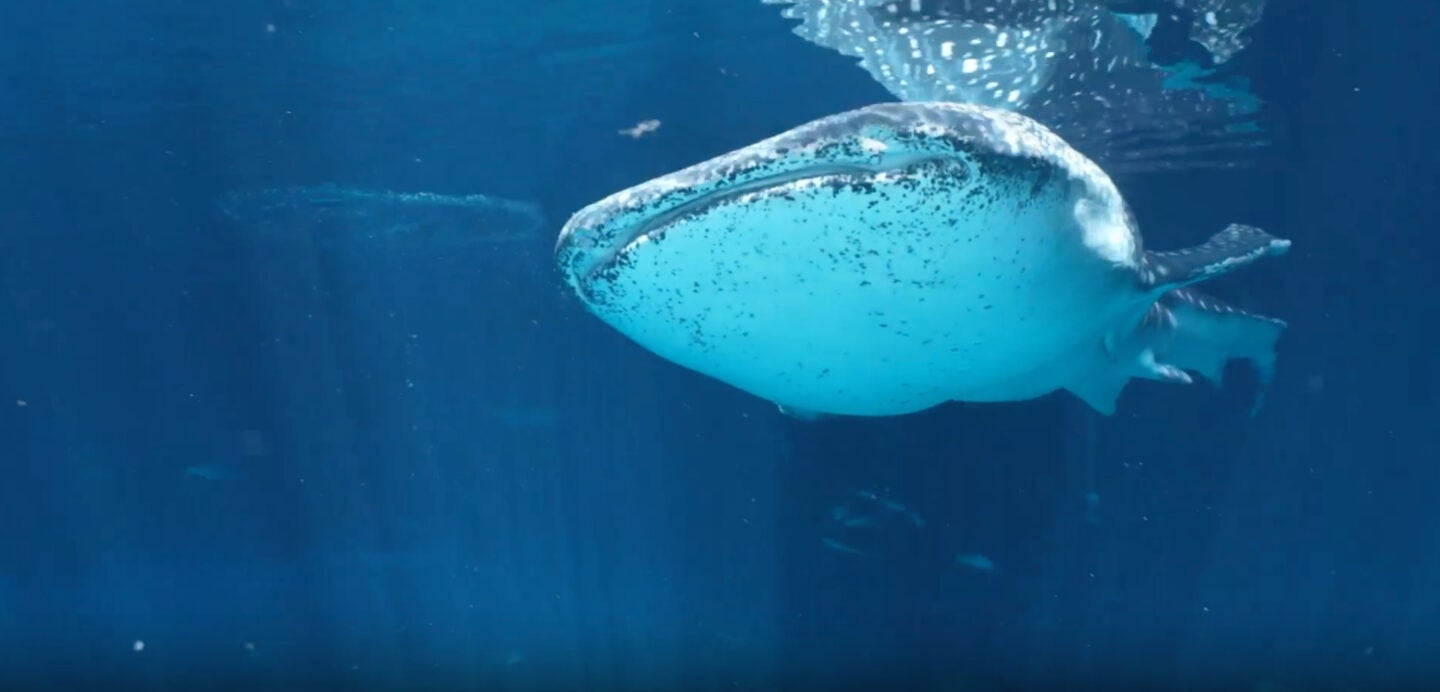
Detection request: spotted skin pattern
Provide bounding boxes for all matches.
[760,0,1270,174]
[557,102,1290,417]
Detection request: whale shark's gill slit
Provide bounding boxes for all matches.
[599,156,960,273]
[629,164,874,244]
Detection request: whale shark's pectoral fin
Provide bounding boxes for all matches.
[1150,289,1287,415]
[1066,341,1194,415]
[1141,223,1291,294]
[1069,289,1287,416]
[1132,223,1290,415]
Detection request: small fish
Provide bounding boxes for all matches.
[618,119,662,139]
[843,490,924,526]
[821,536,872,557]
[878,497,926,527]
[955,553,997,573]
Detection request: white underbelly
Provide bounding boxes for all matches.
[584,175,1133,415]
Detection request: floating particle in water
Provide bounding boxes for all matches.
[132,640,145,652]
[618,119,662,139]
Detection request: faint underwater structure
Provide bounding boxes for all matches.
[762,0,1268,172]
[218,184,545,250]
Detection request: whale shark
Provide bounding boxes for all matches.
[555,101,1289,418]
[761,0,1268,173]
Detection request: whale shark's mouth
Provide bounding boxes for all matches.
[612,160,960,261]
[559,154,959,286]
[554,101,1115,299]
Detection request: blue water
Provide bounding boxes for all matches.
[0,1,1435,689]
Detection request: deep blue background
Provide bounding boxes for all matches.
[0,1,1434,689]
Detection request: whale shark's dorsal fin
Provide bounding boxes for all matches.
[1140,223,1290,294]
